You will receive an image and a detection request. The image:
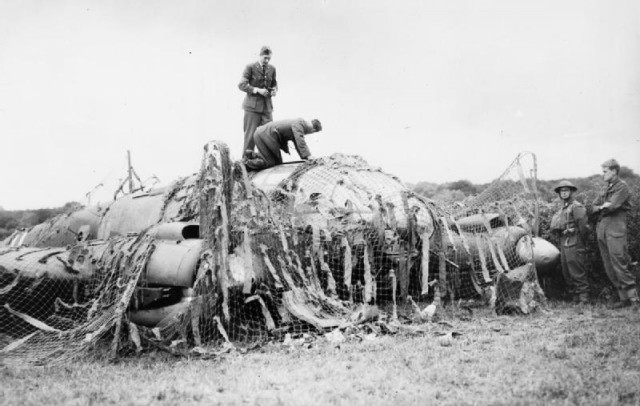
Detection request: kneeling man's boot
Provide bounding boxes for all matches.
[244,157,267,171]
[243,150,258,160]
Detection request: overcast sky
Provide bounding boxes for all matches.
[1,0,639,210]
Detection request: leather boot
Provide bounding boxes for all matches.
[244,157,267,171]
[243,149,258,159]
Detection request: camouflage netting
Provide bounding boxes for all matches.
[0,237,154,364]
[439,152,548,313]
[0,144,547,365]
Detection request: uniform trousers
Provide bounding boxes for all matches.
[243,110,272,153]
[597,213,638,301]
[244,125,283,171]
[560,242,588,298]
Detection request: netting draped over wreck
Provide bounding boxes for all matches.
[0,236,153,364]
[439,152,547,311]
[0,145,548,365]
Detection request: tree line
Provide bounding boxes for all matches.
[412,166,638,204]
[0,202,81,241]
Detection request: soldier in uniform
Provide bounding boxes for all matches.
[592,159,638,309]
[243,118,322,171]
[550,180,589,303]
[239,46,278,154]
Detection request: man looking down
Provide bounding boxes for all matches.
[239,46,278,153]
[243,118,322,171]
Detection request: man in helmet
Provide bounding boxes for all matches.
[592,159,638,309]
[550,180,590,304]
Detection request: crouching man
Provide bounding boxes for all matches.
[550,180,589,304]
[592,159,638,309]
[244,118,322,171]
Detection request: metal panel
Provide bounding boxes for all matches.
[145,239,202,287]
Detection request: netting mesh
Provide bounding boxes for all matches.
[439,152,547,310]
[0,237,152,365]
[0,144,547,365]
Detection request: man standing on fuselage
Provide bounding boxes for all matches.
[239,46,278,155]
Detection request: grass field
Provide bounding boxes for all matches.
[2,302,640,406]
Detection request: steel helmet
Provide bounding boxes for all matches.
[554,180,577,194]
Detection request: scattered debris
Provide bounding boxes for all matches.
[325,329,345,344]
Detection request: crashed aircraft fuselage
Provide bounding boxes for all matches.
[0,144,559,339]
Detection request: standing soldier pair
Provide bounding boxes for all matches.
[552,159,638,309]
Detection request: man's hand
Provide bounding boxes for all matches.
[593,202,611,212]
[254,88,269,96]
[269,88,277,97]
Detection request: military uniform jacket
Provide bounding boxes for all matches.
[550,199,588,247]
[238,62,278,113]
[592,177,632,217]
[259,118,313,159]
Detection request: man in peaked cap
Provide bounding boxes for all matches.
[550,180,590,304]
[592,159,638,309]
[239,46,278,154]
